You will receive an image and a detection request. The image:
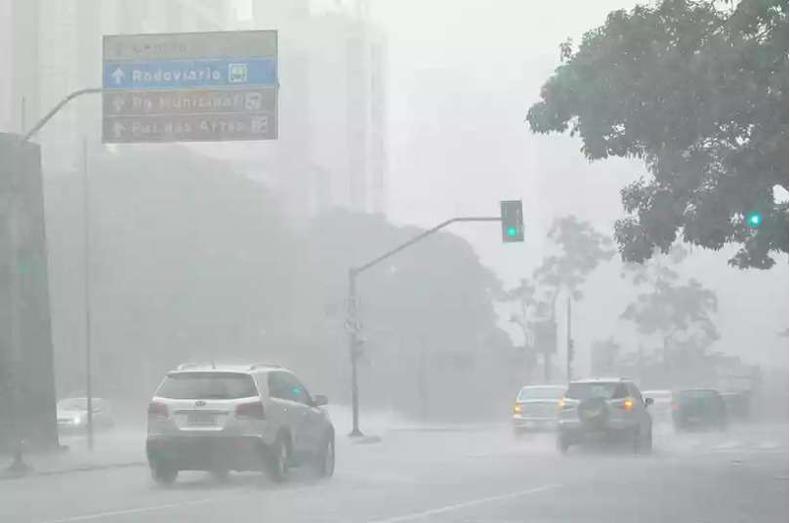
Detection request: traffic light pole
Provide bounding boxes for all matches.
[566,296,573,382]
[346,216,501,437]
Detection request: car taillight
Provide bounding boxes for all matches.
[623,398,634,411]
[148,401,169,418]
[236,401,265,419]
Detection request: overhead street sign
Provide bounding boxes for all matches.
[102,30,277,143]
[103,88,275,116]
[102,58,277,90]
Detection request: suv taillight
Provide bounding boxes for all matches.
[148,401,169,418]
[236,401,265,419]
[614,398,635,412]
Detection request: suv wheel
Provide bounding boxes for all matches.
[151,463,178,485]
[557,434,570,454]
[314,435,335,478]
[267,436,290,483]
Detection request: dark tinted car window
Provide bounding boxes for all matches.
[566,382,621,400]
[157,372,257,399]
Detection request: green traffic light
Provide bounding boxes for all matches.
[746,211,763,229]
[507,227,518,237]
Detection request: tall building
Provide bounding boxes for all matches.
[249,0,387,216]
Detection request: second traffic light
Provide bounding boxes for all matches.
[500,200,524,242]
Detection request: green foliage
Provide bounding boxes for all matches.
[527,0,788,268]
[533,216,615,300]
[621,247,719,354]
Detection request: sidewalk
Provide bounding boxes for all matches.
[1,428,146,480]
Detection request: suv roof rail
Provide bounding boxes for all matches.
[176,361,217,371]
[248,362,282,370]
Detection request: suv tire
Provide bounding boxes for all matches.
[267,436,290,483]
[151,464,178,485]
[314,434,335,478]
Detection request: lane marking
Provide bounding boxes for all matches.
[39,497,220,523]
[368,483,562,523]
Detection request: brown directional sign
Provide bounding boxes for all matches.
[102,111,276,143]
[102,30,278,144]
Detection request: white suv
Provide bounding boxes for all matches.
[146,363,335,484]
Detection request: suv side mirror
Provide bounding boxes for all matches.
[313,394,328,407]
[645,397,654,407]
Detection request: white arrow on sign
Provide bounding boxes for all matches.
[112,122,125,138]
[111,67,125,85]
[112,96,125,113]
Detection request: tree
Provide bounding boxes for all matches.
[504,278,541,379]
[533,215,615,302]
[527,0,788,269]
[311,210,514,419]
[621,247,719,370]
[45,146,322,401]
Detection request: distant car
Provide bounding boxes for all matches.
[672,389,728,432]
[56,397,114,432]
[556,378,653,454]
[146,363,335,485]
[642,390,672,423]
[512,385,565,434]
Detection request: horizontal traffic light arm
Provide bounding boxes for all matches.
[352,216,501,276]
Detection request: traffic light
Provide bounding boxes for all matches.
[746,211,763,229]
[500,200,524,242]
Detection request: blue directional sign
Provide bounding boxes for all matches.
[102,58,278,90]
[102,30,278,143]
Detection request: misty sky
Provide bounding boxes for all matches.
[367,0,788,370]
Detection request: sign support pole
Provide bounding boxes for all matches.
[346,216,502,437]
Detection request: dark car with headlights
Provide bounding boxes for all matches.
[557,378,653,454]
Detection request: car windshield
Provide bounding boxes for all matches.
[566,383,623,400]
[156,372,258,400]
[518,387,565,401]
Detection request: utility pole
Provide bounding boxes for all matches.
[82,137,94,450]
[566,296,573,382]
[346,268,362,437]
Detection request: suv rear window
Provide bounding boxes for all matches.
[156,372,258,400]
[566,382,627,400]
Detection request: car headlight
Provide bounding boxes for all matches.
[72,416,83,425]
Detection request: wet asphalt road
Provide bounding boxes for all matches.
[1,422,787,523]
